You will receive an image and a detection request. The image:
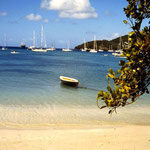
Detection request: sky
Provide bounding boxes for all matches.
[0,0,131,48]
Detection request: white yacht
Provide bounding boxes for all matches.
[81,39,88,52]
[47,41,56,51]
[32,25,47,52]
[98,44,104,52]
[28,31,36,50]
[108,50,113,52]
[62,41,72,51]
[112,37,126,58]
[28,46,35,50]
[90,49,97,53]
[62,48,72,52]
[2,47,6,50]
[89,35,97,53]
[46,47,56,51]
[32,48,47,52]
[11,51,19,54]
[2,34,7,50]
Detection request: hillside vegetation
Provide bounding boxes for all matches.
[75,35,128,50]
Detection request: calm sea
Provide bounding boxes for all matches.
[0,48,149,128]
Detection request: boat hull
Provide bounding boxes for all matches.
[60,76,79,87]
[61,80,79,86]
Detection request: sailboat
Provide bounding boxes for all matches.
[46,41,56,51]
[32,25,47,52]
[90,35,97,53]
[1,47,6,50]
[28,31,36,50]
[108,45,113,52]
[47,47,56,51]
[11,51,19,54]
[81,39,88,52]
[2,34,7,50]
[112,36,125,58]
[62,41,72,51]
[98,43,104,52]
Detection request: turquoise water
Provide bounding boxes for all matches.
[0,48,149,127]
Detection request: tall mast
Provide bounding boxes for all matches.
[67,40,70,49]
[94,35,96,50]
[33,31,35,47]
[120,36,122,49]
[44,35,47,48]
[4,34,7,47]
[41,25,43,48]
[84,39,86,49]
[96,42,97,50]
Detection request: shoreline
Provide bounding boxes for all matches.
[0,124,150,150]
[0,102,149,150]
[0,104,150,127]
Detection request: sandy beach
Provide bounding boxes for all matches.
[0,124,150,150]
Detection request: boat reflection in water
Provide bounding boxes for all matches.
[60,76,79,87]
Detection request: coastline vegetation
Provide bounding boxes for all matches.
[97,0,150,114]
[75,35,129,50]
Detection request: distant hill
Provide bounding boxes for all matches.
[74,35,129,50]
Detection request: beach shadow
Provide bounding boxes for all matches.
[60,83,79,90]
[78,85,99,91]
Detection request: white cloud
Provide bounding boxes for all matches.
[26,13,42,21]
[0,12,7,16]
[113,33,120,38]
[41,0,98,19]
[43,18,49,23]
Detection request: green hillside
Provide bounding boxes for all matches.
[74,35,129,50]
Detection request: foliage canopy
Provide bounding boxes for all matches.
[97,0,150,114]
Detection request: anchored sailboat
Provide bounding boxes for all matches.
[32,25,47,52]
[112,36,125,57]
[28,31,36,50]
[2,34,7,50]
[81,39,88,52]
[90,35,97,53]
[62,40,72,51]
[46,41,56,51]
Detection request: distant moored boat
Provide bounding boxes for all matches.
[2,47,6,50]
[62,48,72,52]
[46,47,56,51]
[62,40,72,52]
[11,51,19,54]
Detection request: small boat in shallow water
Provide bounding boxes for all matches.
[60,76,79,87]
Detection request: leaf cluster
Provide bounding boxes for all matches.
[97,0,150,114]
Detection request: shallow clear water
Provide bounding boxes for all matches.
[0,48,149,128]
